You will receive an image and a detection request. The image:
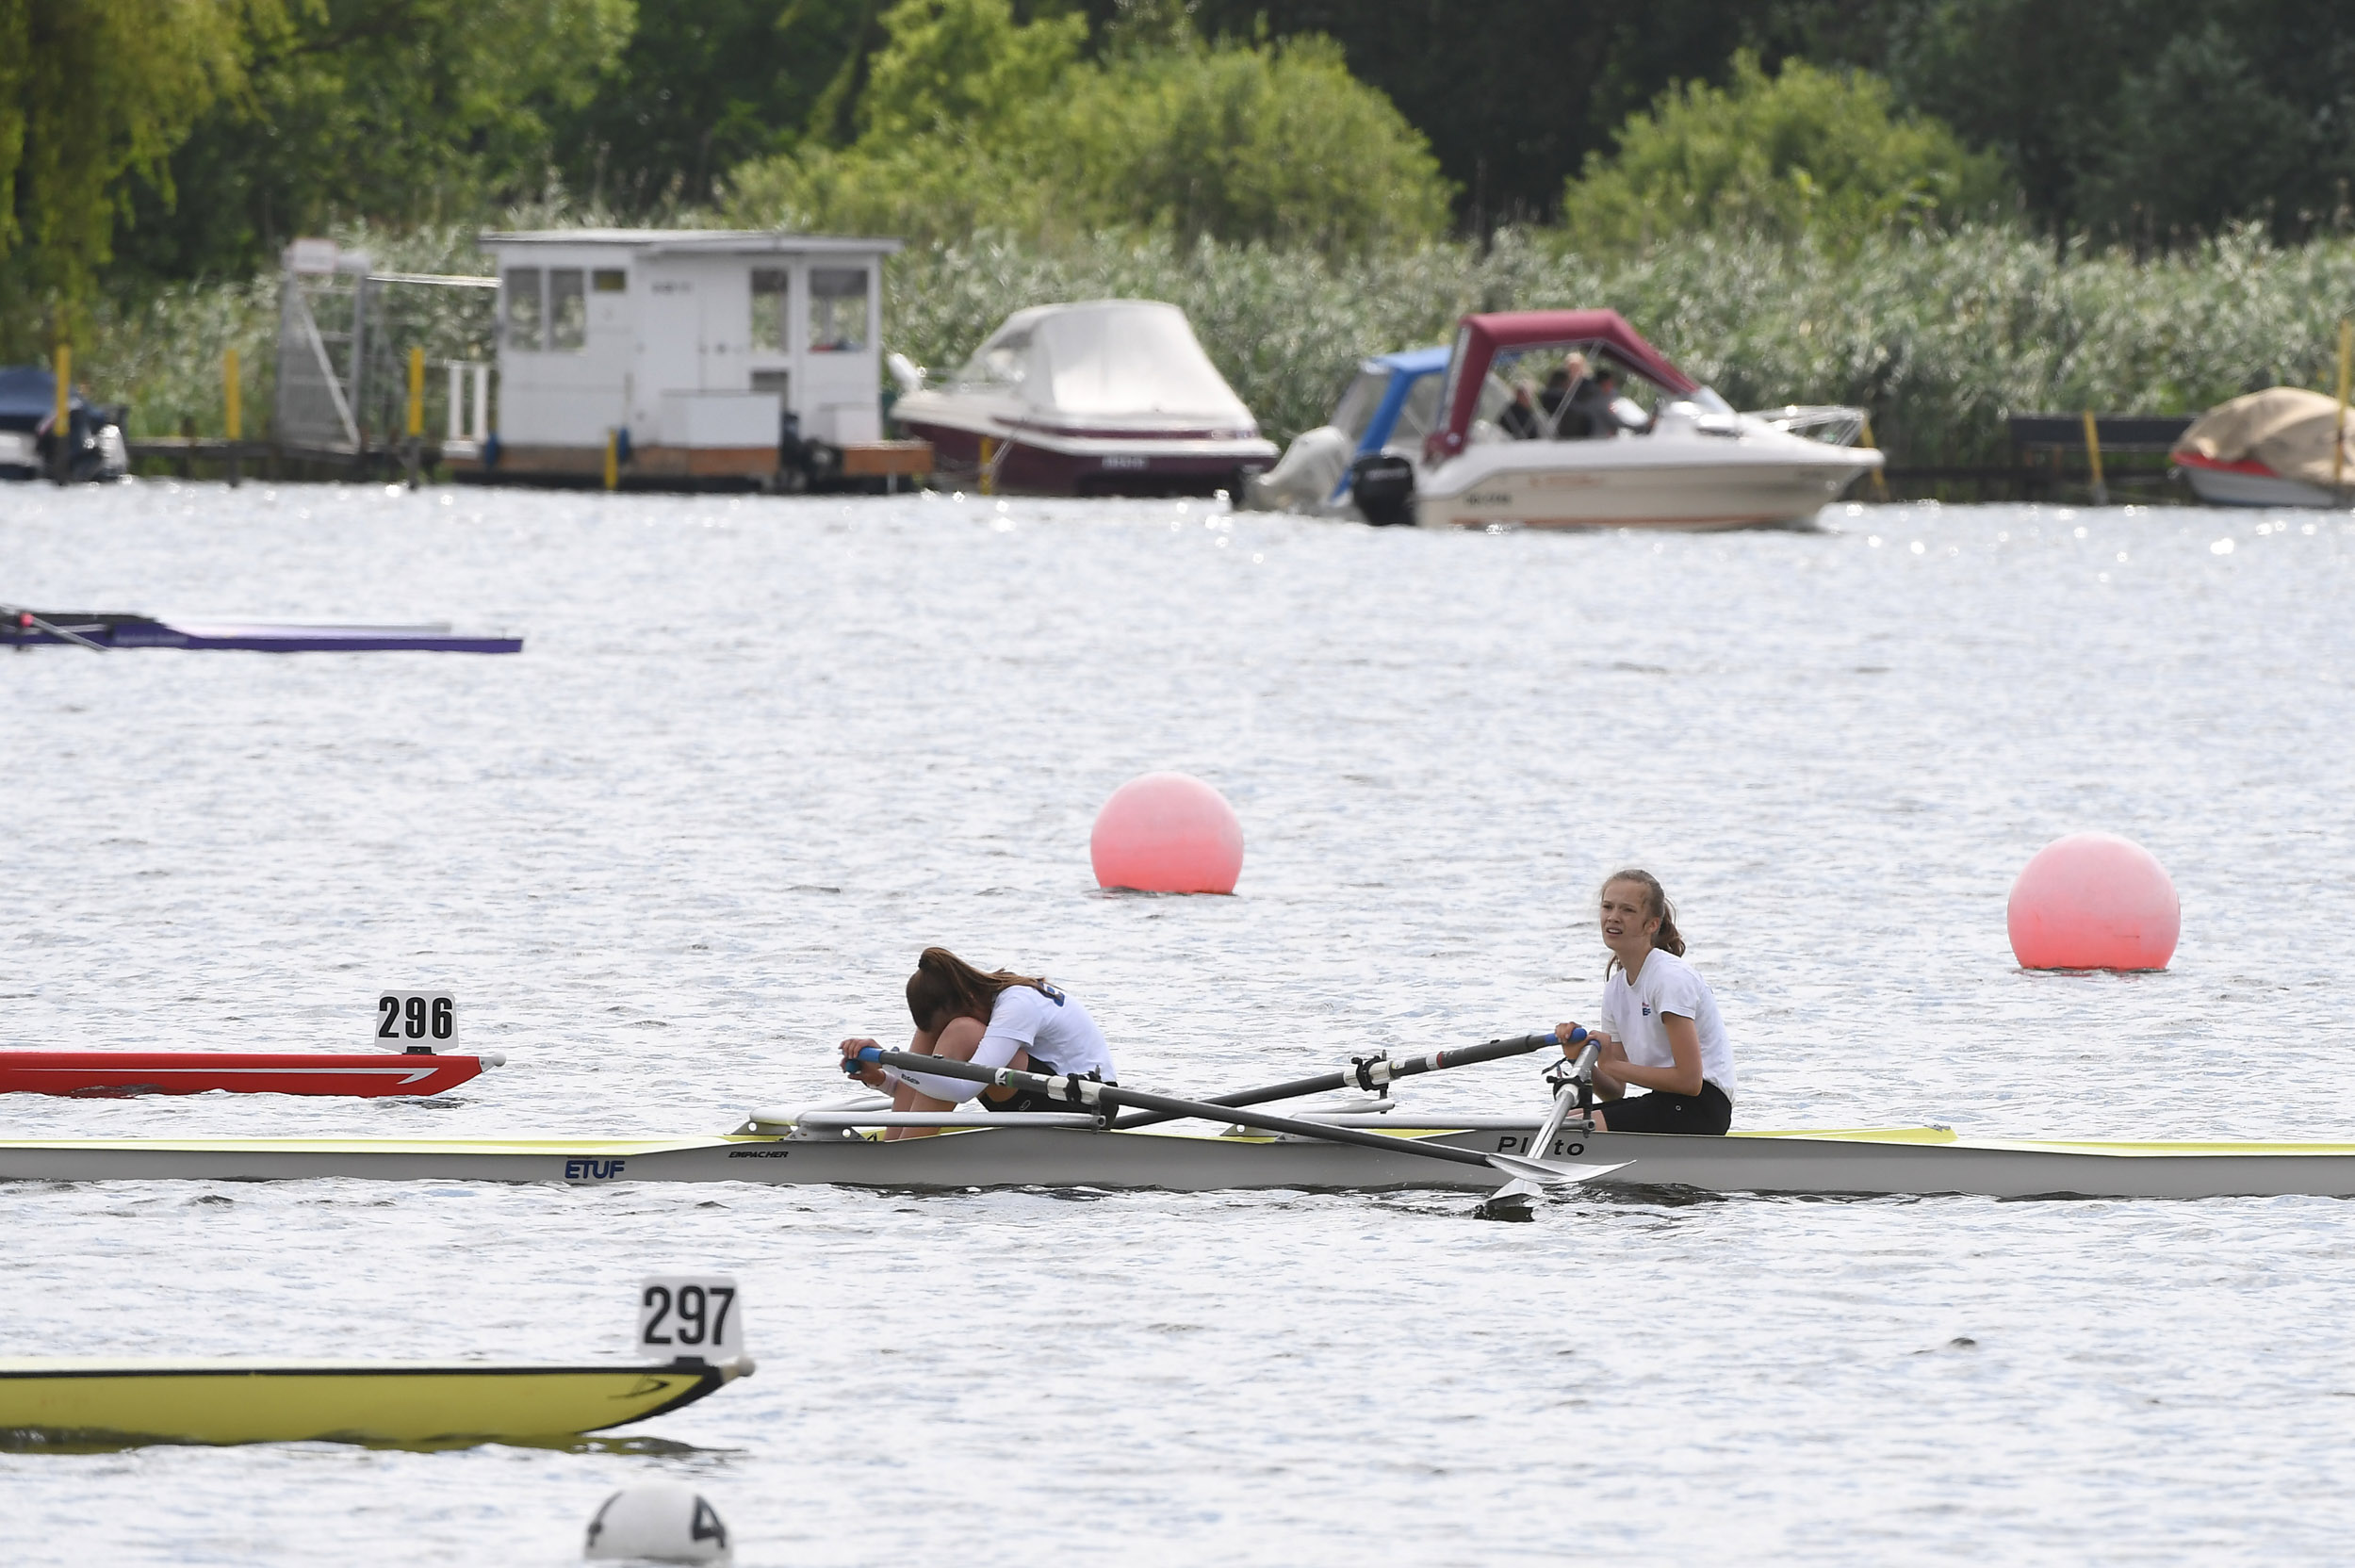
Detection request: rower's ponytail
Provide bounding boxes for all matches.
[1600,869,1684,977]
[906,946,1053,1028]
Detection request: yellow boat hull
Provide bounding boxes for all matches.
[0,1358,749,1446]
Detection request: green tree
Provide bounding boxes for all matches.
[1561,51,2009,246]
[726,0,1450,254]
[109,0,633,284]
[855,0,1084,141]
[0,0,275,344]
[546,0,884,214]
[1888,0,2355,245]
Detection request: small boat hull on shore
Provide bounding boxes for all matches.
[2174,451,2343,508]
[0,1359,745,1447]
[0,1052,496,1099]
[5,1123,2355,1200]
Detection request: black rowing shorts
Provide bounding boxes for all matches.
[1596,1081,1732,1135]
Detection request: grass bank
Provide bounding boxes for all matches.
[75,223,2355,468]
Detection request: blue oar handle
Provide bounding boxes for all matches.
[842,1045,886,1076]
[1554,1026,1589,1045]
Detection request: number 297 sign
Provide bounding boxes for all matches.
[376,992,455,1050]
[638,1276,744,1363]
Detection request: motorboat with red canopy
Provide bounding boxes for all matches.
[1375,309,1881,530]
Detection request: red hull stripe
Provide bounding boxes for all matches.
[2174,451,2278,476]
[0,1054,489,1098]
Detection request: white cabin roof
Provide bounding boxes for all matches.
[481,228,901,258]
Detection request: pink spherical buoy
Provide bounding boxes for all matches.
[2006,832,2180,971]
[1090,772,1244,894]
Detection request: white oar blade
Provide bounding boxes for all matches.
[1482,1153,1626,1187]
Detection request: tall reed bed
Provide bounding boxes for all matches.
[82,223,2355,466]
[893,226,2355,464]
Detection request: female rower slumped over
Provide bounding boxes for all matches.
[1555,870,1736,1135]
[839,948,1117,1139]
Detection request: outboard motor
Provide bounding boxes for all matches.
[1348,452,1416,527]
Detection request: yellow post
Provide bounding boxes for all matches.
[50,343,70,484]
[978,436,995,496]
[224,348,244,488]
[604,428,619,491]
[1858,415,1889,500]
[2081,409,2107,506]
[2332,318,2350,493]
[406,347,425,439]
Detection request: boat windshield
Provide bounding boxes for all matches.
[1465,374,1516,442]
[1331,368,1388,443]
[948,330,1032,393]
[1393,374,1448,445]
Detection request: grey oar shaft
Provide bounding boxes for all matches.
[1,604,106,652]
[1107,1033,1562,1131]
[867,1050,1500,1172]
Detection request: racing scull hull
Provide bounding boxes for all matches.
[4,1124,2354,1200]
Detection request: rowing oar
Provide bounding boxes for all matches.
[1107,1029,1586,1130]
[841,1045,1622,1197]
[1,605,106,652]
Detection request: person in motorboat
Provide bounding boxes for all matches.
[1554,870,1735,1135]
[1537,355,1586,433]
[839,947,1118,1139]
[1499,380,1543,440]
[1563,365,1625,439]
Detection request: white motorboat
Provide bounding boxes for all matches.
[2172,386,2354,507]
[1375,309,1880,530]
[888,301,1278,496]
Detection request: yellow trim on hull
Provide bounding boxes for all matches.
[0,1135,742,1156]
[0,1359,745,1446]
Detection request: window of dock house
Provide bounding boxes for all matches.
[751,268,789,352]
[548,269,587,351]
[504,269,543,351]
[593,269,627,294]
[809,268,867,352]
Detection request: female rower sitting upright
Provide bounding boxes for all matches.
[1556,869,1736,1135]
[839,948,1117,1138]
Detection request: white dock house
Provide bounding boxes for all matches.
[459,228,927,487]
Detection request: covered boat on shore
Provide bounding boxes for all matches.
[2171,386,2355,506]
[888,301,1278,496]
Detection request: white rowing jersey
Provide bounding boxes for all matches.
[1597,950,1736,1102]
[892,981,1117,1104]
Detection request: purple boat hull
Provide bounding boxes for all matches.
[5,612,521,654]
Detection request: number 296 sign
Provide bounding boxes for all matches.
[376,992,455,1051]
[638,1276,744,1363]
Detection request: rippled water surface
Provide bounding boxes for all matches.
[4,483,2353,1564]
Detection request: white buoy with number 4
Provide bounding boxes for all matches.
[584,1482,731,1564]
